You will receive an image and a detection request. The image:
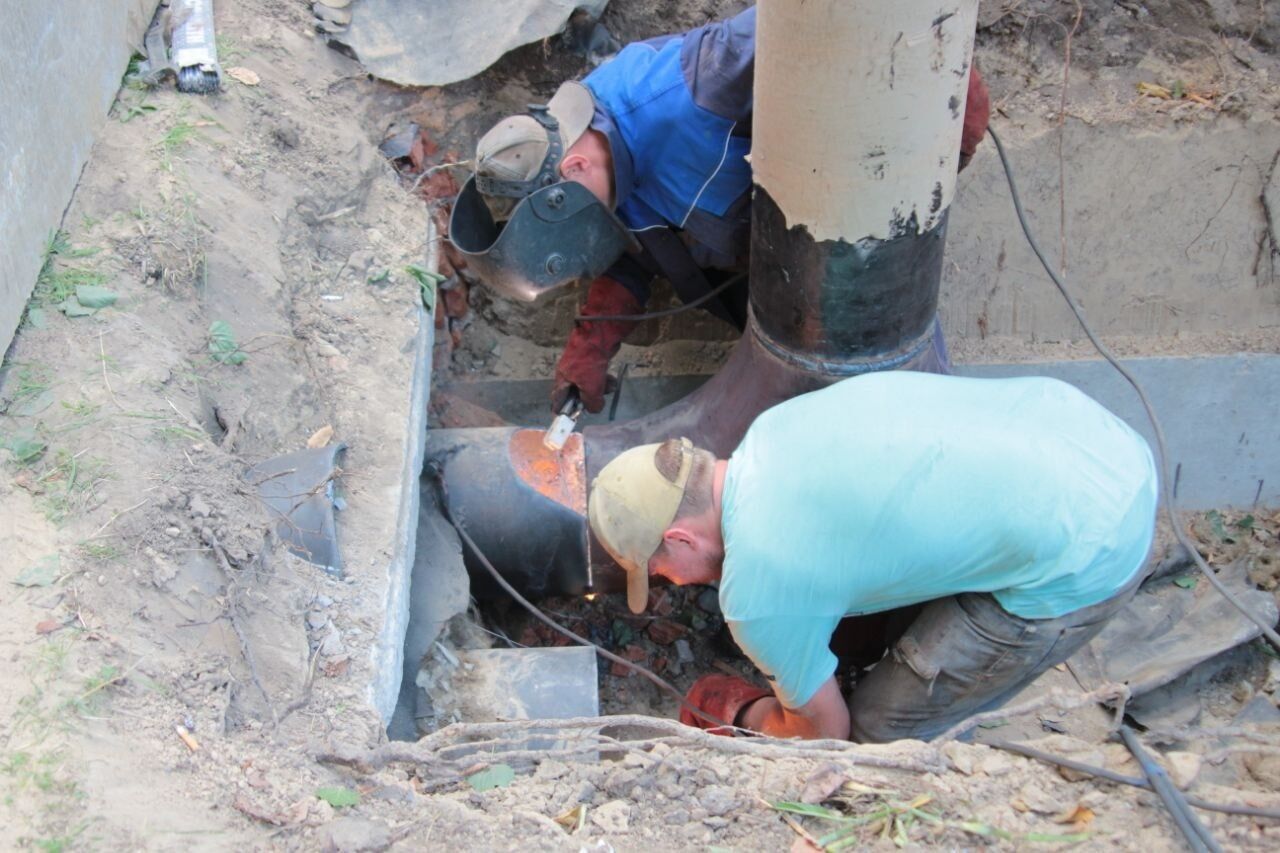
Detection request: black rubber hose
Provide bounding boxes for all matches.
[991,739,1280,820]
[1119,726,1223,852]
[576,272,747,322]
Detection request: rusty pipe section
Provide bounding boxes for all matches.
[432,0,979,598]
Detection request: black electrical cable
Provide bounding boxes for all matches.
[427,462,740,733]
[991,739,1280,820]
[1120,726,1223,853]
[576,272,747,322]
[987,125,1280,652]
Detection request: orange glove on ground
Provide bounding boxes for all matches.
[551,275,641,414]
[959,64,990,172]
[679,673,772,737]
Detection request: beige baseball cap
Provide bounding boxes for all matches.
[474,80,596,220]
[588,438,695,614]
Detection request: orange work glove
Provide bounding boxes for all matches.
[551,275,641,414]
[959,63,990,172]
[679,673,772,737]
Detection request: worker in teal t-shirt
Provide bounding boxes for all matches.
[587,372,1157,742]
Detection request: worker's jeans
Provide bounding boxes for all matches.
[846,572,1144,743]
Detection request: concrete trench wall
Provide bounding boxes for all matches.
[0,0,156,357]
[942,114,1280,341]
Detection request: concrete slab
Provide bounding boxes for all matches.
[448,647,600,722]
[959,353,1280,508]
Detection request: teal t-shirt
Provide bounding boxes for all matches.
[719,372,1157,708]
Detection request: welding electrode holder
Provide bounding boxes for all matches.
[544,387,584,451]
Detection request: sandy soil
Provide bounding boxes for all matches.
[1,1,1278,850]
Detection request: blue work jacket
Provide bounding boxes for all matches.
[583,7,756,304]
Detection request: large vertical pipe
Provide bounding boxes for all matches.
[750,0,978,372]
[431,1,982,597]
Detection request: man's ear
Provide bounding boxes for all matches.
[559,152,590,180]
[661,525,698,550]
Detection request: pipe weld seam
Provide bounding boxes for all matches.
[749,320,937,377]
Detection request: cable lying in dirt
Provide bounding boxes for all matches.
[991,739,1280,820]
[988,125,1280,653]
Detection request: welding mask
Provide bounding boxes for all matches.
[448,92,639,302]
[450,176,639,303]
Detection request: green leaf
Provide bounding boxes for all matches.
[314,786,359,807]
[8,434,47,463]
[467,763,515,792]
[1235,514,1255,531]
[1171,79,1185,100]
[366,269,389,285]
[1205,509,1233,543]
[610,618,634,648]
[57,299,96,318]
[405,264,444,312]
[15,555,60,588]
[1173,575,1197,590]
[771,801,846,820]
[208,320,248,365]
[74,285,118,309]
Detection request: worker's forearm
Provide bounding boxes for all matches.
[738,696,823,739]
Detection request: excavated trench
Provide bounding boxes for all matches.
[364,1,1280,743]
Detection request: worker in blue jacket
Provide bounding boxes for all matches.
[449,7,990,414]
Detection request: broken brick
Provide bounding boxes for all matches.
[647,589,675,617]
[610,660,634,678]
[622,644,648,662]
[646,620,688,645]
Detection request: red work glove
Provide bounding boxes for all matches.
[679,673,772,737]
[551,275,641,414]
[959,64,990,172]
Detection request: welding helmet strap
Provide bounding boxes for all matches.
[474,105,565,200]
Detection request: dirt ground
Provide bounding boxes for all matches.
[2,0,1280,850]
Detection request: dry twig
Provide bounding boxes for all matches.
[317,714,944,776]
[205,533,278,727]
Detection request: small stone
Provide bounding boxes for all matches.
[591,799,630,833]
[313,5,352,26]
[534,759,571,781]
[97,574,107,586]
[321,816,390,852]
[698,785,737,817]
[188,495,212,519]
[977,751,1015,777]
[1233,680,1255,704]
[165,526,181,538]
[314,594,334,608]
[942,741,978,776]
[306,610,329,631]
[666,807,690,825]
[315,340,341,358]
[1016,782,1065,815]
[696,587,721,615]
[675,639,695,664]
[703,816,730,829]
[1259,659,1280,695]
[315,0,351,8]
[1166,752,1201,789]
[319,628,346,657]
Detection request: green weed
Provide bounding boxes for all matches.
[78,542,121,562]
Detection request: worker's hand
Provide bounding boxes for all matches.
[679,673,772,737]
[959,64,990,172]
[551,276,642,414]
